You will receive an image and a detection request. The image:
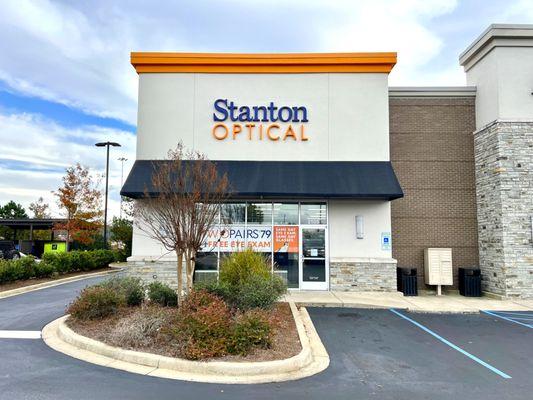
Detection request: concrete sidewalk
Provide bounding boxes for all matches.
[284,290,533,313]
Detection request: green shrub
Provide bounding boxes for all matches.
[34,262,55,278]
[67,286,124,320]
[228,309,273,355]
[15,257,37,279]
[0,250,121,285]
[147,281,178,307]
[173,290,232,359]
[40,252,59,270]
[42,249,118,274]
[90,249,118,269]
[100,276,144,306]
[0,257,39,284]
[42,252,73,274]
[194,279,230,298]
[231,274,286,310]
[0,259,23,283]
[219,249,271,287]
[205,249,286,310]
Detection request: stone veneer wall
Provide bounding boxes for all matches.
[128,258,398,292]
[474,121,533,298]
[125,259,185,290]
[330,258,397,291]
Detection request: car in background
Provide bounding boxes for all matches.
[0,241,21,260]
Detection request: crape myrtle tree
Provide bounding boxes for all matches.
[54,164,103,251]
[135,143,229,303]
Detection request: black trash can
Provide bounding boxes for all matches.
[459,267,481,297]
[397,267,418,296]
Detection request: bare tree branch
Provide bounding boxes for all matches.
[134,142,230,303]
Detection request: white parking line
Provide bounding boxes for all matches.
[0,330,42,339]
[390,309,512,379]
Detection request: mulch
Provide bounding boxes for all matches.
[68,302,302,362]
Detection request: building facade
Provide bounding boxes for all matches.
[122,24,533,298]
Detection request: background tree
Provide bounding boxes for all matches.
[29,197,51,218]
[135,143,229,302]
[0,201,28,239]
[0,201,28,219]
[54,164,103,250]
[120,196,134,219]
[110,216,133,259]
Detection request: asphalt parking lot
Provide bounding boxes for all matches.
[0,279,532,400]
[309,307,532,399]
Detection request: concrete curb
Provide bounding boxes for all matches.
[41,302,329,384]
[293,301,407,310]
[288,291,533,314]
[0,268,122,300]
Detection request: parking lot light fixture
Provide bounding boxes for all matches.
[95,141,121,249]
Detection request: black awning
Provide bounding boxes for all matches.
[120,160,403,200]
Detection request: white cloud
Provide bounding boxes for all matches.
[0,110,136,219]
[315,0,460,85]
[2,0,533,130]
[0,0,463,127]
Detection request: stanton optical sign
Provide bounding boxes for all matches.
[211,99,310,142]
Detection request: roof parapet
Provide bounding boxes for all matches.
[130,52,397,74]
[389,86,476,97]
[459,24,533,71]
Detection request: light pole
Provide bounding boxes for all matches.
[118,157,128,219]
[95,141,121,249]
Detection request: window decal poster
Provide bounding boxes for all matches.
[273,226,299,253]
[201,226,272,252]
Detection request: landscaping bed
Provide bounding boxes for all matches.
[63,250,300,362]
[67,302,301,362]
[0,266,114,293]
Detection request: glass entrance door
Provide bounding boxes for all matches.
[300,227,328,290]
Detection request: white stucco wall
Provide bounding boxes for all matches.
[131,217,174,260]
[466,46,533,128]
[132,70,394,262]
[328,200,392,261]
[136,72,390,161]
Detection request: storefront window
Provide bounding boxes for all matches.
[273,225,299,288]
[220,203,245,224]
[246,203,273,225]
[273,203,298,225]
[199,201,328,289]
[194,252,218,284]
[300,203,327,225]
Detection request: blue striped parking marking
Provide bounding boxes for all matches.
[482,310,533,329]
[390,309,512,379]
[488,311,533,318]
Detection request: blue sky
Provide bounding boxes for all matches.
[0,0,532,218]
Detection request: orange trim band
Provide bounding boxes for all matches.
[130,52,397,74]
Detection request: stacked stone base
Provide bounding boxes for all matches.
[127,257,398,292]
[125,258,186,290]
[329,258,397,291]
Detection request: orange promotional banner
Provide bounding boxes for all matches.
[273,226,299,253]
